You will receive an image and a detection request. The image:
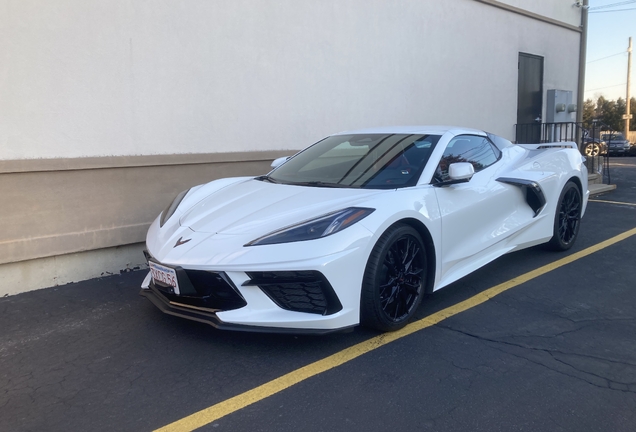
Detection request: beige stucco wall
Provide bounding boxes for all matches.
[0,151,290,265]
[1,0,582,161]
[0,152,291,293]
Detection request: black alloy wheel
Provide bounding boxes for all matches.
[361,224,427,331]
[547,181,582,251]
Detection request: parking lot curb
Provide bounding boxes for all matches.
[589,183,617,196]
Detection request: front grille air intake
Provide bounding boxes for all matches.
[152,268,247,312]
[244,271,343,315]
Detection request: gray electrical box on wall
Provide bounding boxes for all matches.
[546,89,576,123]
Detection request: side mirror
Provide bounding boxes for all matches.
[448,162,475,181]
[271,156,290,169]
[434,162,475,187]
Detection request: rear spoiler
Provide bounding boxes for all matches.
[517,142,578,151]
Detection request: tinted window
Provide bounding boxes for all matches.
[434,135,500,183]
[267,134,441,189]
[487,132,514,150]
[602,134,625,141]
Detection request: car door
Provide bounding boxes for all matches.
[433,135,530,287]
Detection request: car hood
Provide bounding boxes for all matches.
[178,178,384,236]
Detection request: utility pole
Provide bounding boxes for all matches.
[576,0,589,145]
[625,37,632,139]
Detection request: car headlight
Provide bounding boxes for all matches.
[246,207,375,246]
[160,188,190,227]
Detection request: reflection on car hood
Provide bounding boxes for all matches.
[179,179,384,235]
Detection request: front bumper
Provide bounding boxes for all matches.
[140,284,350,334]
[608,145,630,154]
[141,235,371,332]
[141,209,377,332]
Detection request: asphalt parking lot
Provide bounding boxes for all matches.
[2,158,636,432]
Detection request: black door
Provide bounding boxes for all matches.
[516,53,544,143]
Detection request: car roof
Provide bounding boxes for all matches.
[332,125,487,136]
[602,132,625,137]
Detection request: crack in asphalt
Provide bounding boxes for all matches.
[508,326,589,340]
[547,416,567,431]
[426,405,460,425]
[439,325,636,394]
[489,295,636,325]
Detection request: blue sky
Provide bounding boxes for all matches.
[584,0,635,101]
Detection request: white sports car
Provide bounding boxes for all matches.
[141,126,588,333]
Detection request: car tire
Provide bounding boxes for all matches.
[546,181,582,251]
[584,143,600,156]
[360,224,427,332]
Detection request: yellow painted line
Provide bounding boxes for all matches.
[155,226,636,432]
[589,199,636,207]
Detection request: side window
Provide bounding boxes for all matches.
[435,135,501,182]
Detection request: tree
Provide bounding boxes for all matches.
[593,96,622,131]
[582,99,595,129]
[588,95,636,132]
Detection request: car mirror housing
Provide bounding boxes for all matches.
[271,156,290,169]
[433,162,474,187]
[449,162,475,181]
[433,162,475,187]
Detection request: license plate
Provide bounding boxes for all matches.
[149,261,180,295]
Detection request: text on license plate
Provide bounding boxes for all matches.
[149,261,180,295]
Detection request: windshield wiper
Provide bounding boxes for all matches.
[291,181,351,188]
[254,175,281,184]
[256,177,351,188]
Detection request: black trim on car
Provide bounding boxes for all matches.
[143,250,247,311]
[497,177,547,217]
[139,286,352,334]
[243,271,343,315]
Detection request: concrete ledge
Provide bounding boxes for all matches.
[589,183,617,196]
[0,153,294,266]
[588,173,601,185]
[585,156,605,179]
[0,150,296,174]
[0,224,149,266]
[0,243,147,297]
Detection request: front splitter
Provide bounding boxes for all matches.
[140,286,354,335]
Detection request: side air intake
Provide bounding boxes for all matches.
[497,177,547,217]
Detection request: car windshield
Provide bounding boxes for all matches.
[602,133,625,141]
[266,133,442,189]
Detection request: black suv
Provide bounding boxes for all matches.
[602,133,632,156]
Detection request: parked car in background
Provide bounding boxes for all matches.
[582,137,607,157]
[602,133,631,156]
